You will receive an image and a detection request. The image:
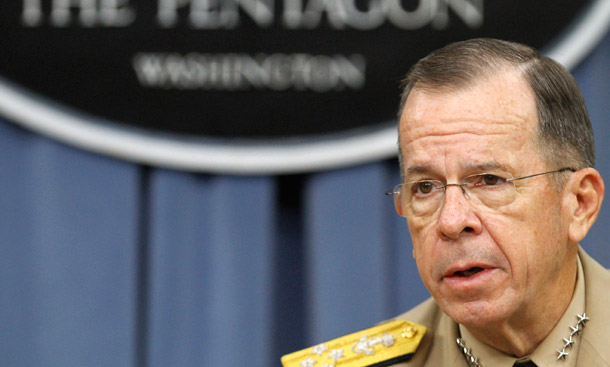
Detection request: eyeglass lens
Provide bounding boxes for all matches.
[393,173,516,217]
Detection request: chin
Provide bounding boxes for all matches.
[440,298,510,329]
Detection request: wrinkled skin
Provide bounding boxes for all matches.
[398,69,581,356]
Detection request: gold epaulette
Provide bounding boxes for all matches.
[281,320,426,367]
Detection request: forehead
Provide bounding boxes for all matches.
[399,69,541,173]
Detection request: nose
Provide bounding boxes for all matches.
[437,184,482,240]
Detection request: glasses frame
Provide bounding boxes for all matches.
[385,167,576,215]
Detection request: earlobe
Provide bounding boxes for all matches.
[394,193,404,217]
[396,202,404,217]
[567,168,605,243]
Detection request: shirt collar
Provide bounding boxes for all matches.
[458,254,585,367]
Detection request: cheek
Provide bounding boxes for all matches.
[407,218,434,257]
[482,203,555,283]
[481,211,526,254]
[412,243,435,290]
[408,221,439,283]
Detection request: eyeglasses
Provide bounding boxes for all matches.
[385,167,575,217]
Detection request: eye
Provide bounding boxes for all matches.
[412,181,436,194]
[482,174,501,185]
[471,174,507,187]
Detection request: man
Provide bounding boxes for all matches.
[282,38,609,367]
[387,37,608,366]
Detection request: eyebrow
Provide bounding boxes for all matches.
[463,161,510,172]
[404,161,511,178]
[405,165,433,176]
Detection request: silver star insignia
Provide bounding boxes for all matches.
[328,349,345,362]
[563,335,574,349]
[352,335,374,355]
[577,313,590,325]
[569,325,581,336]
[381,333,396,347]
[300,357,317,367]
[557,349,569,360]
[311,343,328,356]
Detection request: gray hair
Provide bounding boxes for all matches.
[398,38,595,179]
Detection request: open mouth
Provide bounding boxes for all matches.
[453,267,484,277]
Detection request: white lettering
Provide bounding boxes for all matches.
[157,0,189,27]
[188,0,231,29]
[51,0,98,27]
[132,52,366,92]
[282,0,303,28]
[340,0,385,31]
[230,0,274,27]
[384,0,436,30]
[432,0,483,29]
[249,0,484,30]
[23,0,135,27]
[285,0,385,30]
[299,0,346,29]
[99,0,136,26]
[157,0,274,28]
[23,0,482,30]
[22,0,43,26]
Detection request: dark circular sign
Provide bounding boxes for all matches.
[0,0,609,173]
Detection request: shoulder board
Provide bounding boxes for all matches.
[281,320,426,367]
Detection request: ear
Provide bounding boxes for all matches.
[565,168,605,243]
[395,194,404,217]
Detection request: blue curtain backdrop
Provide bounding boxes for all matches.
[1,33,609,367]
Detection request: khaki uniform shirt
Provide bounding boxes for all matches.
[392,247,610,367]
[458,255,585,367]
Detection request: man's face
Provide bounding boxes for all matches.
[399,70,576,330]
